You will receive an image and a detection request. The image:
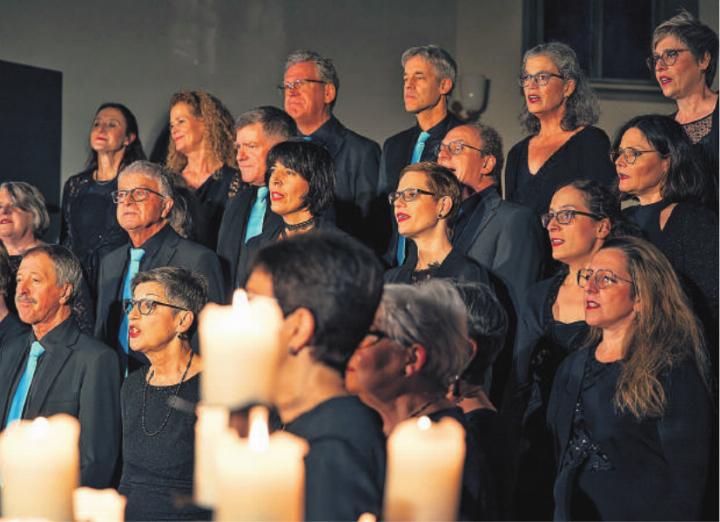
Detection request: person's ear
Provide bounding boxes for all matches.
[404,344,427,376]
[438,196,453,219]
[176,310,195,335]
[480,154,496,175]
[699,51,711,72]
[324,83,337,106]
[596,218,611,239]
[563,78,576,99]
[285,307,315,355]
[439,77,453,96]
[58,283,73,305]
[160,197,174,219]
[124,132,137,147]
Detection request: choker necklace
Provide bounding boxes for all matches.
[285,216,316,232]
[141,351,194,437]
[408,396,443,419]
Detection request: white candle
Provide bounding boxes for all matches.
[194,404,230,508]
[215,407,308,521]
[73,487,126,522]
[383,415,466,521]
[199,290,284,408]
[0,415,80,521]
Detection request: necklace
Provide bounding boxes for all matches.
[284,216,316,232]
[408,396,443,419]
[141,351,194,437]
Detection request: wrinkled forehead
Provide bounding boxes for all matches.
[18,251,56,279]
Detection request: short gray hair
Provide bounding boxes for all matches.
[401,45,457,94]
[379,280,471,390]
[464,123,505,182]
[0,182,50,238]
[118,161,174,198]
[284,50,340,110]
[131,266,208,317]
[22,244,82,302]
[235,106,299,139]
[519,42,599,134]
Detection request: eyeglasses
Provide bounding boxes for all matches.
[388,188,436,205]
[577,268,634,290]
[609,147,661,165]
[518,72,564,87]
[646,48,690,70]
[277,79,326,92]
[111,187,166,204]
[540,209,604,228]
[436,140,484,156]
[0,203,22,213]
[123,298,188,316]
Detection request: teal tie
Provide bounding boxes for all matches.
[244,186,269,243]
[397,131,431,265]
[118,248,145,358]
[5,341,45,427]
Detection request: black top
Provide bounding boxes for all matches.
[285,396,386,522]
[678,98,718,199]
[60,169,128,286]
[119,370,209,521]
[0,313,29,353]
[548,346,712,521]
[504,126,616,216]
[308,117,381,246]
[384,247,491,286]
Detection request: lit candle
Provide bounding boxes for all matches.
[215,406,308,521]
[193,404,229,508]
[73,487,126,522]
[383,416,466,521]
[199,289,284,408]
[0,415,80,521]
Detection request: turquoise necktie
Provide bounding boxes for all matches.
[244,186,269,243]
[118,248,145,358]
[397,131,432,265]
[5,341,45,427]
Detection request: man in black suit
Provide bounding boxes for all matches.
[94,161,224,370]
[438,123,544,307]
[216,106,296,290]
[282,50,381,246]
[0,245,120,487]
[377,45,463,262]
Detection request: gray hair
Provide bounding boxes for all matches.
[235,106,299,139]
[464,123,505,182]
[519,42,600,134]
[284,50,340,110]
[118,160,174,198]
[0,182,50,238]
[379,280,471,390]
[131,266,208,317]
[652,10,718,88]
[401,45,457,95]
[22,244,82,302]
[0,243,10,298]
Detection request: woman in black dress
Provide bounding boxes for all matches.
[61,103,146,287]
[613,114,718,368]
[548,236,712,521]
[119,266,209,521]
[504,42,615,217]
[385,162,490,286]
[166,91,240,249]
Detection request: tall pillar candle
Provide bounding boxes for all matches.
[0,415,80,521]
[199,290,284,408]
[74,487,126,522]
[383,416,466,521]
[194,404,230,508]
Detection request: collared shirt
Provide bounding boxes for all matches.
[116,224,173,302]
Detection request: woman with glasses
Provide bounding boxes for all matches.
[547,236,712,521]
[504,179,633,520]
[385,162,490,286]
[613,114,718,370]
[119,266,210,521]
[504,42,615,217]
[650,11,718,180]
[61,103,146,287]
[166,91,240,250]
[345,280,495,520]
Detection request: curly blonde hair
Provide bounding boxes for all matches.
[165,90,237,174]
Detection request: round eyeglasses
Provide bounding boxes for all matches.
[645,48,690,71]
[540,209,604,228]
[577,268,634,290]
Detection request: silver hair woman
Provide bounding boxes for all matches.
[0,181,49,257]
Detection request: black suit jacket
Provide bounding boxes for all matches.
[94,225,225,355]
[0,317,120,488]
[216,185,283,292]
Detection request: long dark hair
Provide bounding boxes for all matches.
[85,102,146,171]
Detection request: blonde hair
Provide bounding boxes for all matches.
[165,90,236,174]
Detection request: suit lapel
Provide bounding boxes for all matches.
[154,228,180,267]
[0,333,32,420]
[454,191,501,255]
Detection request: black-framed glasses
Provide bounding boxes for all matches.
[111,187,166,204]
[277,79,326,91]
[388,188,436,205]
[540,209,604,228]
[645,48,690,70]
[610,147,660,165]
[518,71,564,87]
[436,140,484,156]
[577,268,634,290]
[123,298,188,316]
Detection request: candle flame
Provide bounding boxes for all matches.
[357,513,377,522]
[248,406,270,452]
[231,289,250,312]
[417,415,432,431]
[29,416,50,439]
